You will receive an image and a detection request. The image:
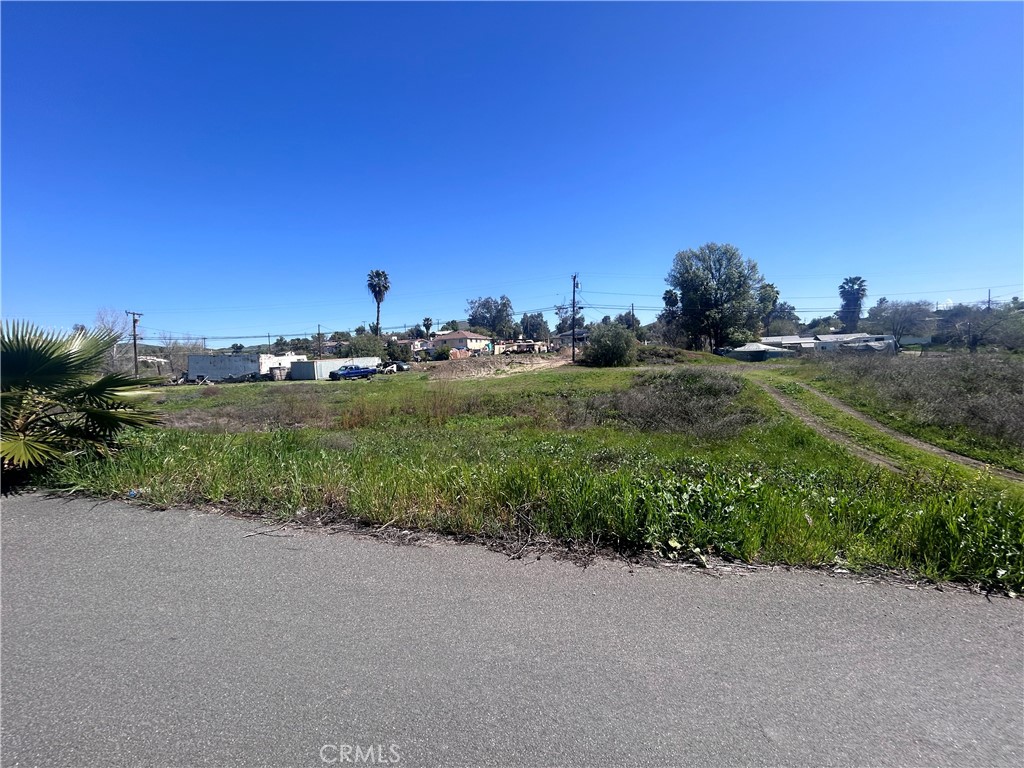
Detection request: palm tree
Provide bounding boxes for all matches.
[367,270,391,337]
[422,317,433,336]
[838,276,868,332]
[1,321,160,471]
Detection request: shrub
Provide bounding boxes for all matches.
[1,321,160,472]
[582,324,636,367]
[564,369,757,437]
[434,345,452,361]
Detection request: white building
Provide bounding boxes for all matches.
[187,352,307,382]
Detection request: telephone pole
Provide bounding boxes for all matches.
[571,273,579,362]
[125,310,142,377]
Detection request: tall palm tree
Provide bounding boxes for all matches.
[838,276,868,332]
[422,317,433,336]
[1,321,160,470]
[367,270,391,337]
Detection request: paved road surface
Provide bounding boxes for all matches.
[2,493,1021,767]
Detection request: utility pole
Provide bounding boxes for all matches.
[317,324,323,359]
[125,310,142,377]
[571,273,579,362]
[631,302,635,330]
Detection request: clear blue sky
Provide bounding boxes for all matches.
[3,1,1022,345]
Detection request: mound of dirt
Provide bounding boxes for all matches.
[426,355,570,380]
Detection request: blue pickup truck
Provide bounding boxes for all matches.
[329,364,377,381]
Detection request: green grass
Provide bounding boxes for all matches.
[48,362,1024,592]
[766,356,1024,473]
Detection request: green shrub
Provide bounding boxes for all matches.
[582,325,636,367]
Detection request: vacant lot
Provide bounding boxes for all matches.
[49,357,1024,591]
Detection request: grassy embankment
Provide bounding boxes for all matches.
[47,359,1024,591]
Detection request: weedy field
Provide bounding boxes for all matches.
[48,355,1024,592]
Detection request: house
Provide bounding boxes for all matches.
[396,338,430,354]
[429,330,492,353]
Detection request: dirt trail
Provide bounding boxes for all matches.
[789,381,1024,484]
[757,385,904,473]
[745,372,1024,483]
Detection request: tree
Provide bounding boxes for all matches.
[366,270,390,337]
[864,298,933,345]
[159,333,204,379]
[801,315,840,336]
[936,303,1024,353]
[666,242,763,350]
[1,321,160,472]
[347,333,386,359]
[230,343,245,353]
[582,324,636,367]
[554,303,585,335]
[329,331,351,343]
[756,283,781,334]
[386,339,411,362]
[466,296,516,337]
[272,336,289,354]
[422,317,433,336]
[655,290,687,347]
[520,312,550,341]
[766,301,800,336]
[441,320,460,332]
[838,276,868,332]
[92,307,135,374]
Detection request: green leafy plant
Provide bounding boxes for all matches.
[1,320,160,470]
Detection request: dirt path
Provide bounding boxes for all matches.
[745,372,1024,483]
[789,381,1024,484]
[757,384,904,473]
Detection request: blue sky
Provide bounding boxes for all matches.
[3,1,1022,345]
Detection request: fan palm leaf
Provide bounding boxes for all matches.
[1,320,161,469]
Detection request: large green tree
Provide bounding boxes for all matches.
[1,321,160,470]
[666,242,763,350]
[466,296,516,337]
[520,312,551,341]
[367,270,391,337]
[554,303,586,335]
[838,276,868,332]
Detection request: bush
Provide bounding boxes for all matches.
[582,325,635,367]
[818,353,1024,447]
[569,369,756,437]
[1,321,160,472]
[346,334,386,359]
[434,345,452,361]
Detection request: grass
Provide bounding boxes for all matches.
[48,360,1024,592]
[769,354,1024,473]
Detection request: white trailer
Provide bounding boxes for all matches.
[187,353,307,382]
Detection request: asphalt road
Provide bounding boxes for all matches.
[2,493,1021,768]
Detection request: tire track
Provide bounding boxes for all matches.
[790,381,1024,484]
[756,383,903,473]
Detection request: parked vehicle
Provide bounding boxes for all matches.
[384,360,411,372]
[378,363,398,375]
[329,364,377,381]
